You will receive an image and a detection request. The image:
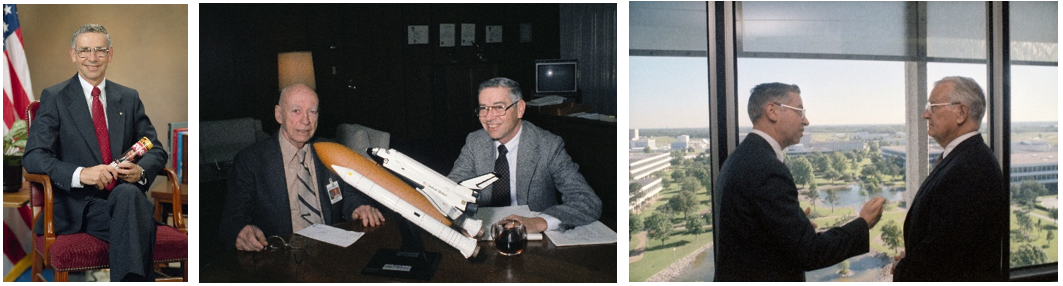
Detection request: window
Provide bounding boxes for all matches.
[629,1,1057,281]
[1008,1,1058,269]
[629,1,715,282]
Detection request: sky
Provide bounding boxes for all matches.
[629,56,1059,129]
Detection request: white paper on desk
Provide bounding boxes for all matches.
[472,205,543,241]
[294,224,365,248]
[543,221,617,247]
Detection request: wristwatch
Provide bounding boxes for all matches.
[137,165,148,185]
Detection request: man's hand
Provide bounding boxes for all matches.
[80,164,118,189]
[890,251,905,275]
[860,196,886,228]
[503,215,548,234]
[351,205,385,227]
[114,162,142,183]
[235,225,267,251]
[804,207,818,229]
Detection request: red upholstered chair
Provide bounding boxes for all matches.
[23,100,188,282]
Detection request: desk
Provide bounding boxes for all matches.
[3,181,30,208]
[201,221,616,282]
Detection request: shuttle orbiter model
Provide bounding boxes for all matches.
[313,142,497,259]
[371,147,497,237]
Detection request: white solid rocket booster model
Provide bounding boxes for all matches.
[313,142,497,259]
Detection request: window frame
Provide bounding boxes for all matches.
[630,1,1058,281]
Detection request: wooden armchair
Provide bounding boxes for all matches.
[23,100,188,282]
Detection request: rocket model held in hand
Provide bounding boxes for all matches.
[313,142,498,259]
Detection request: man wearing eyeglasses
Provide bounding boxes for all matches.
[714,82,886,281]
[891,76,1007,281]
[23,24,166,281]
[220,83,384,252]
[447,77,601,234]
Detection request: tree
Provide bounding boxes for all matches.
[686,216,704,241]
[681,177,700,194]
[703,212,713,231]
[669,190,699,219]
[671,170,685,182]
[789,156,815,188]
[1016,210,1033,239]
[831,152,849,175]
[825,189,840,212]
[815,154,834,175]
[806,181,820,212]
[824,169,841,184]
[1047,230,1055,242]
[1051,208,1058,226]
[1011,244,1047,267]
[629,212,644,236]
[865,175,881,196]
[643,146,652,153]
[1014,180,1048,207]
[646,212,673,247]
[629,182,644,207]
[837,260,851,277]
[880,220,903,255]
[860,164,879,182]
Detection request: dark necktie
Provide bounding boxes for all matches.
[492,145,511,207]
[91,86,114,190]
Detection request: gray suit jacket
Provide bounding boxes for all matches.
[24,74,167,235]
[447,121,601,227]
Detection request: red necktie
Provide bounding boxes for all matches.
[91,86,114,190]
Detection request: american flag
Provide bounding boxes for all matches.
[3,4,34,281]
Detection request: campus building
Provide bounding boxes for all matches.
[880,146,1058,193]
[629,152,672,211]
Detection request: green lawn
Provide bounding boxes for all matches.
[629,231,714,282]
[630,165,715,282]
[1009,206,1059,267]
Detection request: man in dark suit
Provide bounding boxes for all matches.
[219,83,384,251]
[23,24,166,281]
[714,82,886,281]
[447,77,601,233]
[891,76,1007,281]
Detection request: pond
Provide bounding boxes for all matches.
[819,183,905,208]
[672,248,890,282]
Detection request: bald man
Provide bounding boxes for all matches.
[219,83,384,251]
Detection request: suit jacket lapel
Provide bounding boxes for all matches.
[105,81,126,161]
[515,122,537,205]
[914,138,967,203]
[62,77,104,164]
[474,133,496,202]
[264,135,292,228]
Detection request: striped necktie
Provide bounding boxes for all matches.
[296,149,322,227]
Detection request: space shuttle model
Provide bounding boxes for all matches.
[313,142,498,259]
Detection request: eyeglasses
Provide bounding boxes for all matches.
[74,47,110,58]
[475,101,518,117]
[254,235,308,266]
[924,101,960,113]
[264,235,305,250]
[773,102,806,119]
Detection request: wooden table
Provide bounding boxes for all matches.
[200,221,617,282]
[3,181,31,208]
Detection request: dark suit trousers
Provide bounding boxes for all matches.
[83,184,156,281]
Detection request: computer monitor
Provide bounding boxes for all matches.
[535,60,578,94]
